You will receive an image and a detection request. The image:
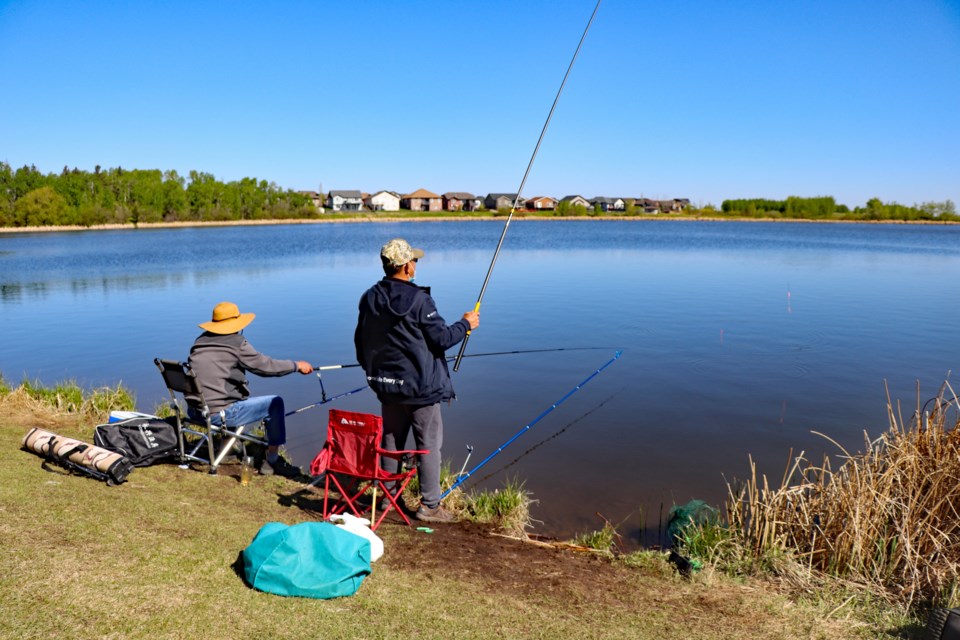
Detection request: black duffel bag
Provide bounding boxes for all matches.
[926,608,960,640]
[94,416,178,467]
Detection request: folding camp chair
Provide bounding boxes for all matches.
[154,358,269,475]
[309,409,427,531]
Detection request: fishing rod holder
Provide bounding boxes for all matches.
[315,371,327,403]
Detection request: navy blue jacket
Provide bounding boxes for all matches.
[354,278,470,405]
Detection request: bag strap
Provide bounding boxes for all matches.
[58,443,89,462]
[39,436,108,481]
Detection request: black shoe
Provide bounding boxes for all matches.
[260,456,302,478]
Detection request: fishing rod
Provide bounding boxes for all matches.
[440,349,622,499]
[284,385,368,417]
[472,389,622,485]
[312,346,611,371]
[452,0,602,373]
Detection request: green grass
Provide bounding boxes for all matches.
[0,380,931,639]
[461,477,532,537]
[13,376,135,421]
[572,521,621,553]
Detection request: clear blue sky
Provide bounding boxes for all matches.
[2,0,958,209]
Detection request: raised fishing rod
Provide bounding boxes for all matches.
[452,0,602,373]
[312,346,610,371]
[440,349,622,499]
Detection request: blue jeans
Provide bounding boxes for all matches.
[191,395,286,446]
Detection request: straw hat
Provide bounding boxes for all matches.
[199,301,255,334]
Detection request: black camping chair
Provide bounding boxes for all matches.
[154,358,268,475]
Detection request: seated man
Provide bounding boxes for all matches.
[188,301,313,478]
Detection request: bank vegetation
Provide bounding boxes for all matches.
[2,372,947,636]
[2,162,956,229]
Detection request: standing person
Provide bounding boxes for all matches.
[188,301,314,478]
[354,238,480,523]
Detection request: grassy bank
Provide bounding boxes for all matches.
[0,379,931,639]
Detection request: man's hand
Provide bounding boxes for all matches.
[295,360,314,374]
[463,310,480,330]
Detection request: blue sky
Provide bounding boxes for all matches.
[1,0,958,209]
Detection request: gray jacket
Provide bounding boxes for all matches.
[188,332,296,411]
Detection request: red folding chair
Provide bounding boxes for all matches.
[310,409,428,531]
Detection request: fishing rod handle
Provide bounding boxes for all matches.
[452,334,471,372]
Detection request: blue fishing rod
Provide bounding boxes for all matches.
[440,349,622,499]
[453,0,602,372]
[284,373,368,417]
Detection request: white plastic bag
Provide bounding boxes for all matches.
[327,513,384,562]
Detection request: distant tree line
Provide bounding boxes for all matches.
[3,163,957,227]
[720,196,957,221]
[0,163,318,227]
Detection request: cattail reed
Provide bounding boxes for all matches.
[726,381,960,609]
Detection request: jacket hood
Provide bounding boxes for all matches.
[370,278,422,317]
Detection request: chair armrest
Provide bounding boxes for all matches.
[378,448,429,460]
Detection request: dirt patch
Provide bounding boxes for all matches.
[273,479,653,609]
[383,520,635,607]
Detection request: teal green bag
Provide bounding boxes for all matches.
[242,522,372,599]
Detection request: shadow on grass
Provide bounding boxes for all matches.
[276,486,325,518]
[231,550,252,588]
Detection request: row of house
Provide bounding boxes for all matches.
[299,189,690,214]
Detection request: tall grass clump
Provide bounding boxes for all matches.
[21,378,85,412]
[726,381,960,610]
[572,519,621,553]
[461,478,533,537]
[11,377,135,422]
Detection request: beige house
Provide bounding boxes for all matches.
[560,195,591,208]
[366,190,401,211]
[526,196,557,210]
[401,188,442,212]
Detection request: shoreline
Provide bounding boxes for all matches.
[1,214,958,235]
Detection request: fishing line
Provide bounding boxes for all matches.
[471,388,623,485]
[440,349,622,499]
[294,346,616,413]
[313,346,612,371]
[453,0,602,372]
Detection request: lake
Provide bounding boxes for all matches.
[2,219,959,543]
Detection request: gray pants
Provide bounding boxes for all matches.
[381,402,443,508]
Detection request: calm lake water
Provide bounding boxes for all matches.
[2,220,959,543]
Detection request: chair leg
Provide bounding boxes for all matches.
[212,424,246,470]
[205,430,217,474]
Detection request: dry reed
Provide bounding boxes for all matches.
[726,380,960,609]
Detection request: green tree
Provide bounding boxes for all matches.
[0,162,13,223]
[187,170,221,220]
[161,170,187,220]
[13,186,71,226]
[127,169,164,223]
[11,165,46,201]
